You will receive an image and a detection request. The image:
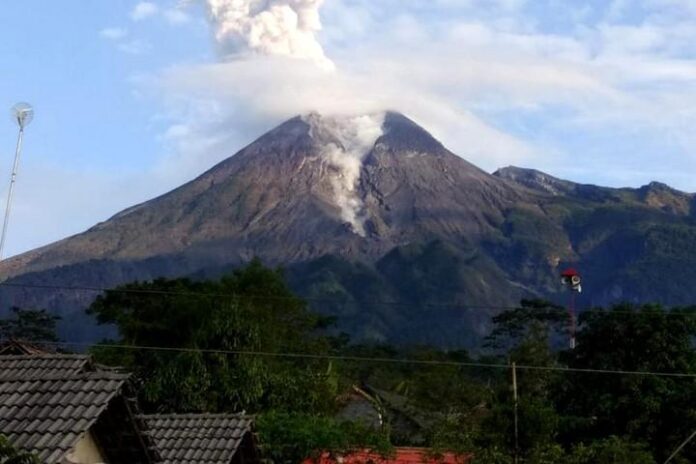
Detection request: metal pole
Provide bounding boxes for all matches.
[512,362,519,464]
[0,127,25,260]
[664,430,696,464]
[569,292,576,349]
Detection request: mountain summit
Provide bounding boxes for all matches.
[0,112,523,279]
[3,113,696,347]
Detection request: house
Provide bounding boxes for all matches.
[139,413,259,464]
[0,354,157,463]
[305,447,471,464]
[0,352,262,464]
[337,385,435,445]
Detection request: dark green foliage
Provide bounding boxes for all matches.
[566,436,655,464]
[0,307,60,342]
[0,436,38,464]
[473,301,695,463]
[287,240,524,348]
[485,299,567,351]
[478,302,564,461]
[89,259,336,413]
[86,263,695,464]
[257,412,392,464]
[557,304,696,462]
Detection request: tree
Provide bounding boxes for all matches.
[0,435,37,464]
[88,259,337,414]
[566,436,655,464]
[556,303,696,462]
[485,299,568,353]
[478,300,565,459]
[257,411,392,464]
[0,307,60,342]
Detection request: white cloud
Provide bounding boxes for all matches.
[143,0,696,188]
[100,27,128,40]
[164,8,191,25]
[131,2,159,21]
[204,0,333,69]
[117,39,152,55]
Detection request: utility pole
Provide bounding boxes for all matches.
[0,103,34,260]
[560,268,582,349]
[569,291,577,349]
[512,362,519,464]
[664,430,696,463]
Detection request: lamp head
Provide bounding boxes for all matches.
[11,103,34,129]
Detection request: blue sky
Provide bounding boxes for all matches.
[2,0,696,256]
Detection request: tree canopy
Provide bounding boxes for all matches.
[89,259,336,414]
[0,435,37,464]
[83,264,696,463]
[0,307,60,343]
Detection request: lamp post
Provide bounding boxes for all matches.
[0,103,34,260]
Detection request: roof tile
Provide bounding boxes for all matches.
[139,413,254,464]
[0,355,129,464]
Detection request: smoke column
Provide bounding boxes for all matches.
[304,113,385,236]
[205,0,333,70]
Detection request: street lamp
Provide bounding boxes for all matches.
[0,103,34,259]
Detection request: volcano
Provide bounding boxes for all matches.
[3,112,696,347]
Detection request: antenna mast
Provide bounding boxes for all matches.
[560,268,582,349]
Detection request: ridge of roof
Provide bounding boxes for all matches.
[0,339,55,355]
[0,353,89,359]
[139,413,255,464]
[138,412,250,419]
[0,370,130,382]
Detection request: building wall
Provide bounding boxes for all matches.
[63,430,108,464]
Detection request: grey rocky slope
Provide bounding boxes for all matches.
[2,112,696,347]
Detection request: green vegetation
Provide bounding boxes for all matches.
[81,262,696,463]
[88,259,336,413]
[0,435,37,464]
[257,412,392,464]
[0,307,60,343]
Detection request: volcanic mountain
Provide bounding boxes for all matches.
[3,112,696,347]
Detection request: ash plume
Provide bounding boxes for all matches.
[304,113,385,236]
[205,0,333,69]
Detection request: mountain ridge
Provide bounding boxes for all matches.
[3,112,696,347]
[0,111,525,278]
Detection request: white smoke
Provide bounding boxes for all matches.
[205,0,333,70]
[304,113,385,236]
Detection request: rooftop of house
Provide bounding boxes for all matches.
[306,448,472,464]
[0,354,155,463]
[139,413,256,464]
[0,338,54,356]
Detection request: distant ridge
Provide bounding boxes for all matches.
[3,113,696,347]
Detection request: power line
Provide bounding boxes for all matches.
[39,340,696,379]
[0,280,525,310]
[1,280,695,318]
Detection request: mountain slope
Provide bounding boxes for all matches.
[2,113,525,279]
[3,115,696,347]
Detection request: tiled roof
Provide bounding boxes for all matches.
[140,413,254,464]
[0,355,130,464]
[306,448,472,464]
[0,339,53,356]
[0,354,89,380]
